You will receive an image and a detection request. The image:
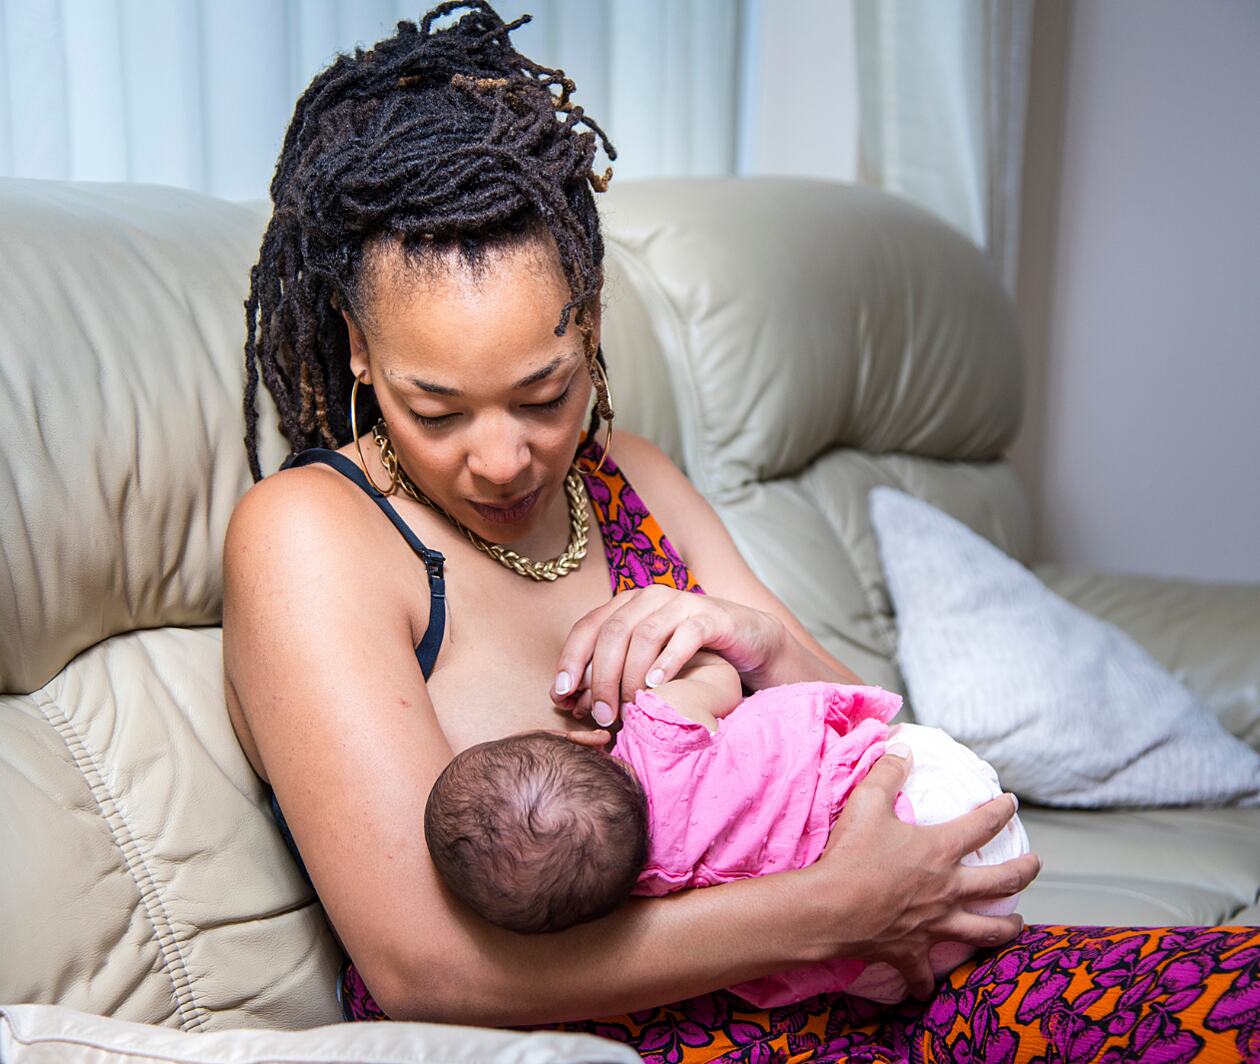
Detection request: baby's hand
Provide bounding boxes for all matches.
[540,726,612,749]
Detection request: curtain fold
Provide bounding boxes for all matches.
[855,0,1034,292]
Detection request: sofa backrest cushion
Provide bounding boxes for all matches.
[0,181,280,694]
[598,179,1029,691]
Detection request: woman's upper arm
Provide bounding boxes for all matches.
[222,471,464,994]
[611,432,863,684]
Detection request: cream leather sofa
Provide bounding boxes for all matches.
[2,176,1257,1059]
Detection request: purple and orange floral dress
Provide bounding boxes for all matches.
[302,437,1260,1063]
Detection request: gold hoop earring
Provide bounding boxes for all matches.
[350,377,399,496]
[586,359,615,476]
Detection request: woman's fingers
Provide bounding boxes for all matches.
[618,604,687,704]
[554,587,690,723]
[812,751,1036,1002]
[889,948,938,1002]
[586,607,647,725]
[838,744,914,820]
[955,853,1043,903]
[552,589,784,723]
[933,910,1026,951]
[938,793,1023,861]
[551,597,623,703]
[635,615,714,698]
[551,588,660,706]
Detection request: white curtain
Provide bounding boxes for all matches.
[855,0,1035,291]
[0,0,749,199]
[0,0,1032,283]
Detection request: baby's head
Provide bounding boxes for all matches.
[424,730,648,933]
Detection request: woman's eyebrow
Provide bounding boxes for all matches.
[395,352,580,396]
[513,352,581,389]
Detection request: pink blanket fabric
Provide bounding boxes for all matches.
[612,682,909,1005]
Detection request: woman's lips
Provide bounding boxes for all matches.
[469,487,542,525]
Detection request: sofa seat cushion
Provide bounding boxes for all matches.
[1019,806,1260,925]
[0,628,339,1030]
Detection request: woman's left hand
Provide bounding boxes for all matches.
[550,585,786,726]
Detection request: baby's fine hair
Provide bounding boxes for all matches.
[425,731,648,933]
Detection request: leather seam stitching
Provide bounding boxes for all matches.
[30,687,211,1033]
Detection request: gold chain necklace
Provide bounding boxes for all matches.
[372,421,590,582]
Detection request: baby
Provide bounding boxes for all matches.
[424,653,1029,1006]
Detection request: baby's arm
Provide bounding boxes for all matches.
[649,650,744,728]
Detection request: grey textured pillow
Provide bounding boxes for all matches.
[869,487,1260,808]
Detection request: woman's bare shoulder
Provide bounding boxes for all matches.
[226,462,364,555]
[227,462,419,584]
[222,463,428,684]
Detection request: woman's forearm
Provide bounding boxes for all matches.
[378,864,852,1026]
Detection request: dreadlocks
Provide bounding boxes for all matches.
[243,0,616,480]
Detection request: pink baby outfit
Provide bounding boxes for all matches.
[611,682,1029,1006]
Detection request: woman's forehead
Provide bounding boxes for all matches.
[362,239,580,382]
[360,231,568,312]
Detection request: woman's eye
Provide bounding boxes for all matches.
[528,384,572,413]
[413,411,458,429]
[412,383,570,427]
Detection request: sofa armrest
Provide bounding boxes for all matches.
[0,1004,640,1064]
[1035,563,1260,749]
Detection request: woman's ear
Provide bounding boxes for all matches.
[342,308,371,384]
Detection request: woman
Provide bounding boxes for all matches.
[223,4,1258,1060]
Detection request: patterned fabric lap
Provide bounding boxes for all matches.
[343,925,1260,1061]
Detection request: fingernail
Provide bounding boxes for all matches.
[592,701,616,727]
[887,743,911,759]
[1009,793,1020,812]
[555,672,573,696]
[583,663,593,686]
[646,668,665,688]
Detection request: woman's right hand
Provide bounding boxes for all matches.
[802,746,1041,1001]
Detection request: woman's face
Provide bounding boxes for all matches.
[345,237,598,549]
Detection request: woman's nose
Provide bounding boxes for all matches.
[467,422,530,486]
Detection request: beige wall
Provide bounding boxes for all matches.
[1013,0,1260,583]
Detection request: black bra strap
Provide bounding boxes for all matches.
[282,448,445,679]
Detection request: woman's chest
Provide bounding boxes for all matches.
[422,548,614,753]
